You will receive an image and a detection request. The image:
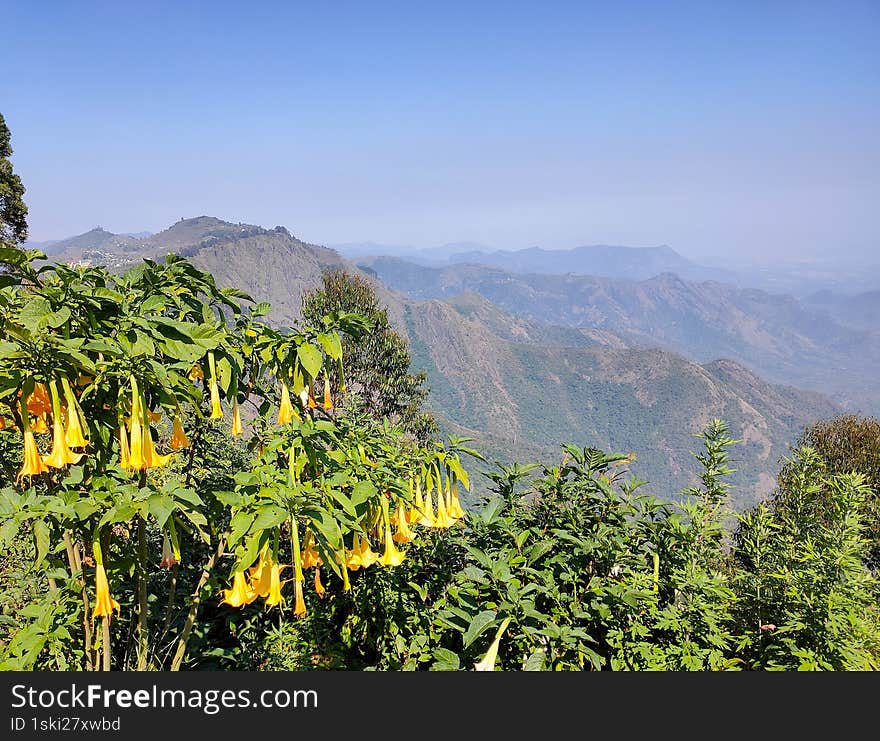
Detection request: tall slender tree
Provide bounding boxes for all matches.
[0,113,28,249]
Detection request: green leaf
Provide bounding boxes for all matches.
[249,504,288,533]
[430,648,461,671]
[317,332,342,361]
[216,356,233,394]
[522,650,546,671]
[32,520,50,566]
[297,343,323,379]
[350,480,377,507]
[462,609,498,649]
[228,511,255,547]
[19,297,51,332]
[147,493,175,529]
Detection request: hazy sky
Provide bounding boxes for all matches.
[4,1,879,261]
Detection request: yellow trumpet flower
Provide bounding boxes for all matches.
[307,386,317,409]
[293,579,307,617]
[62,379,88,448]
[264,564,285,608]
[119,424,131,469]
[393,501,415,544]
[220,571,256,608]
[248,547,273,597]
[148,409,163,424]
[42,382,84,469]
[277,381,296,425]
[433,483,454,529]
[142,417,174,468]
[18,429,49,482]
[378,498,406,566]
[188,365,204,381]
[418,480,436,527]
[346,534,378,570]
[408,477,423,524]
[301,531,322,569]
[170,415,190,449]
[92,562,121,620]
[208,352,223,419]
[314,568,325,597]
[127,378,146,470]
[322,377,333,410]
[25,382,52,416]
[231,400,244,435]
[448,482,466,520]
[31,413,49,434]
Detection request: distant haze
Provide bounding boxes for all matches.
[4,2,879,263]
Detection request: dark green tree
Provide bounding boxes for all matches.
[0,113,28,248]
[778,415,880,567]
[301,269,437,441]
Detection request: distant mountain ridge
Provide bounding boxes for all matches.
[365,256,880,415]
[441,243,742,284]
[37,216,844,505]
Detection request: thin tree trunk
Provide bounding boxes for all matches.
[170,534,227,671]
[63,531,94,671]
[136,513,149,670]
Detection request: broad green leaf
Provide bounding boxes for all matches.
[32,519,50,566]
[430,648,461,671]
[297,343,323,379]
[462,609,498,649]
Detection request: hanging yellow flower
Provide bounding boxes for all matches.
[264,564,285,608]
[142,414,174,468]
[92,563,120,620]
[393,501,415,544]
[62,379,88,448]
[16,390,48,483]
[170,415,190,450]
[119,423,131,469]
[408,477,423,524]
[278,381,296,425]
[314,568,325,597]
[448,481,466,520]
[231,400,243,435]
[307,386,317,409]
[346,533,378,570]
[208,352,223,419]
[301,530,322,569]
[378,498,406,566]
[127,378,146,470]
[220,571,257,608]
[248,547,273,598]
[31,413,49,434]
[322,377,333,411]
[418,478,436,527]
[188,365,204,381]
[42,382,84,469]
[293,579,307,617]
[26,382,52,416]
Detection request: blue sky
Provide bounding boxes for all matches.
[4,0,878,261]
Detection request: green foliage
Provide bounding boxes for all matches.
[732,448,880,670]
[301,269,437,441]
[779,414,880,567]
[0,113,28,248]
